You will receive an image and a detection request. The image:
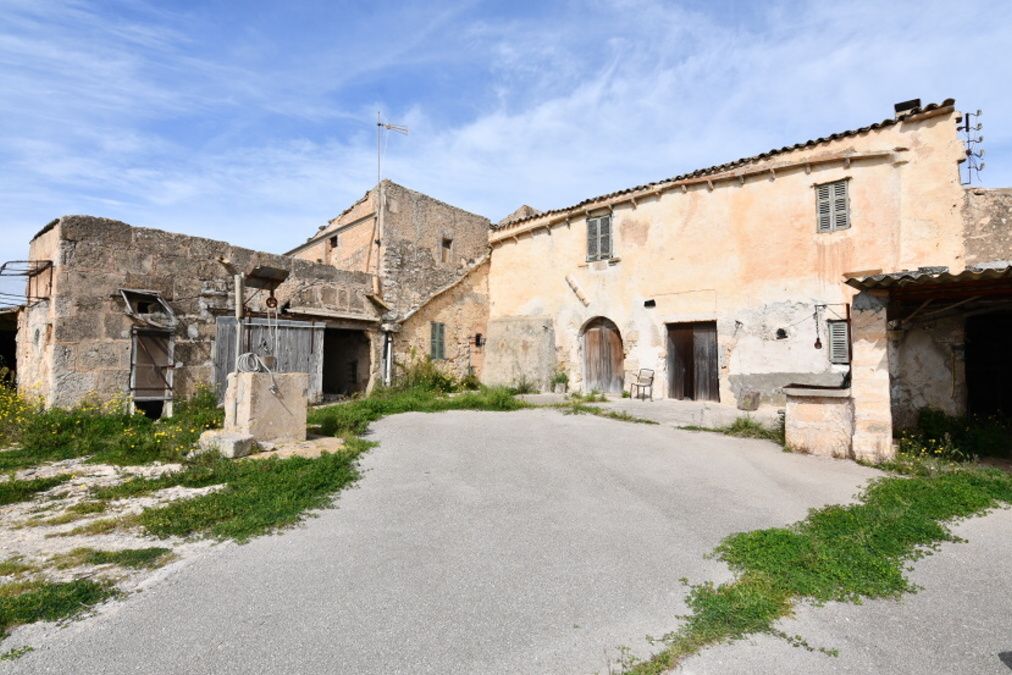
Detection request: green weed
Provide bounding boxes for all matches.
[50,547,174,570]
[0,475,72,506]
[624,463,1012,672]
[0,579,116,639]
[0,558,36,578]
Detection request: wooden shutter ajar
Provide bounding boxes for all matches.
[816,184,832,232]
[587,218,599,261]
[599,216,611,260]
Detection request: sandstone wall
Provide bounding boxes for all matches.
[962,188,1012,267]
[18,216,378,409]
[395,260,489,380]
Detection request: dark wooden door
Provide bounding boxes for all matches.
[583,318,623,394]
[667,322,719,401]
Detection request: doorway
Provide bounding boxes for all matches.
[966,313,1012,415]
[131,329,173,418]
[667,321,719,401]
[582,317,624,394]
[323,329,371,397]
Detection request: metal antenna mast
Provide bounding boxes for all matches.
[374,110,409,263]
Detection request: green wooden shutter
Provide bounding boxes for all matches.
[599,215,612,259]
[832,180,849,230]
[816,184,832,232]
[828,321,850,364]
[430,322,442,359]
[587,218,599,261]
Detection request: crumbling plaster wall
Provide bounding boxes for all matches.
[395,260,489,380]
[487,109,967,404]
[290,191,378,272]
[888,316,965,429]
[962,188,1012,267]
[18,216,378,409]
[380,182,491,316]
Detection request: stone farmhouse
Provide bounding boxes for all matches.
[3,97,1010,462]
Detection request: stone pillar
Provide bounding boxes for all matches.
[849,291,894,462]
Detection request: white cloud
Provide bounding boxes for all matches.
[2,0,1011,302]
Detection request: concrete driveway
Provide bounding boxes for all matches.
[6,407,986,674]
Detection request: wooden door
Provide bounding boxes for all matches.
[583,318,623,394]
[667,322,719,401]
[131,330,173,402]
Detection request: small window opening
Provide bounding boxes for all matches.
[440,238,453,263]
[586,214,613,261]
[329,235,339,249]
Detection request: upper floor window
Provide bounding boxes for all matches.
[587,214,613,261]
[816,179,850,233]
[329,234,339,249]
[440,237,453,263]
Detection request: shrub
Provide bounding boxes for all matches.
[0,387,223,470]
[897,408,1011,461]
[509,375,538,395]
[550,369,569,386]
[460,372,481,390]
[396,357,458,393]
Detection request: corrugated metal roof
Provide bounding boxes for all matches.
[495,99,956,231]
[845,265,1012,291]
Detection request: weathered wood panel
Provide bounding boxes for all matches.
[214,317,325,402]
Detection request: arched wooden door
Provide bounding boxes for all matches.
[582,317,624,394]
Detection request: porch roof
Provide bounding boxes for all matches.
[845,265,1012,301]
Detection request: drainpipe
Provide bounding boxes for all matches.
[383,331,393,387]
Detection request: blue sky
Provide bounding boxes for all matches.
[2,0,1011,302]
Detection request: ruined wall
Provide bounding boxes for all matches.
[395,260,489,380]
[18,216,378,409]
[963,188,1012,267]
[483,316,556,389]
[888,316,966,429]
[380,181,491,316]
[289,191,377,273]
[487,107,967,405]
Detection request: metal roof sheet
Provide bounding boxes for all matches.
[845,265,1012,291]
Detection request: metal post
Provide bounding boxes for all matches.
[234,273,244,372]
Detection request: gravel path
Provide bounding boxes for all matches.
[5,409,884,674]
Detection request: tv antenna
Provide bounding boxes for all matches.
[961,109,985,184]
[377,111,409,187]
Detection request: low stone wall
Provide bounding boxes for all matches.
[784,387,853,459]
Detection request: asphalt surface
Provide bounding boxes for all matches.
[4,407,972,674]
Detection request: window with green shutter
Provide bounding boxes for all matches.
[430,322,446,360]
[586,214,613,261]
[815,179,850,232]
[827,320,851,364]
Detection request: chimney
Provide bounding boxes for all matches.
[893,98,921,119]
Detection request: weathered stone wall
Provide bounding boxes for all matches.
[18,216,378,409]
[487,106,967,408]
[289,191,377,273]
[395,260,489,380]
[380,181,491,316]
[483,316,556,389]
[888,315,965,429]
[784,388,853,458]
[963,188,1012,267]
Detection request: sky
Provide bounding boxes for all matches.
[2,0,1011,302]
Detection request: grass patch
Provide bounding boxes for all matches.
[0,387,222,471]
[0,579,116,640]
[555,402,658,425]
[51,547,174,570]
[0,558,36,578]
[309,385,525,437]
[683,416,785,445]
[898,408,1012,461]
[0,645,33,661]
[136,438,373,541]
[0,474,72,506]
[623,462,1012,673]
[54,516,136,538]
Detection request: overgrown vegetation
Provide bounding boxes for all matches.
[0,475,72,506]
[557,401,657,425]
[310,384,525,437]
[897,408,1011,461]
[0,387,223,470]
[50,547,174,571]
[0,579,115,640]
[684,416,786,446]
[622,460,1012,673]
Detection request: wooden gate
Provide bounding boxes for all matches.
[131,329,173,407]
[213,317,325,402]
[667,321,719,401]
[582,317,624,394]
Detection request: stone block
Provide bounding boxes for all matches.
[198,429,256,459]
[224,371,307,442]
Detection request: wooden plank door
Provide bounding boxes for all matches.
[583,318,623,394]
[667,325,693,399]
[692,322,719,402]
